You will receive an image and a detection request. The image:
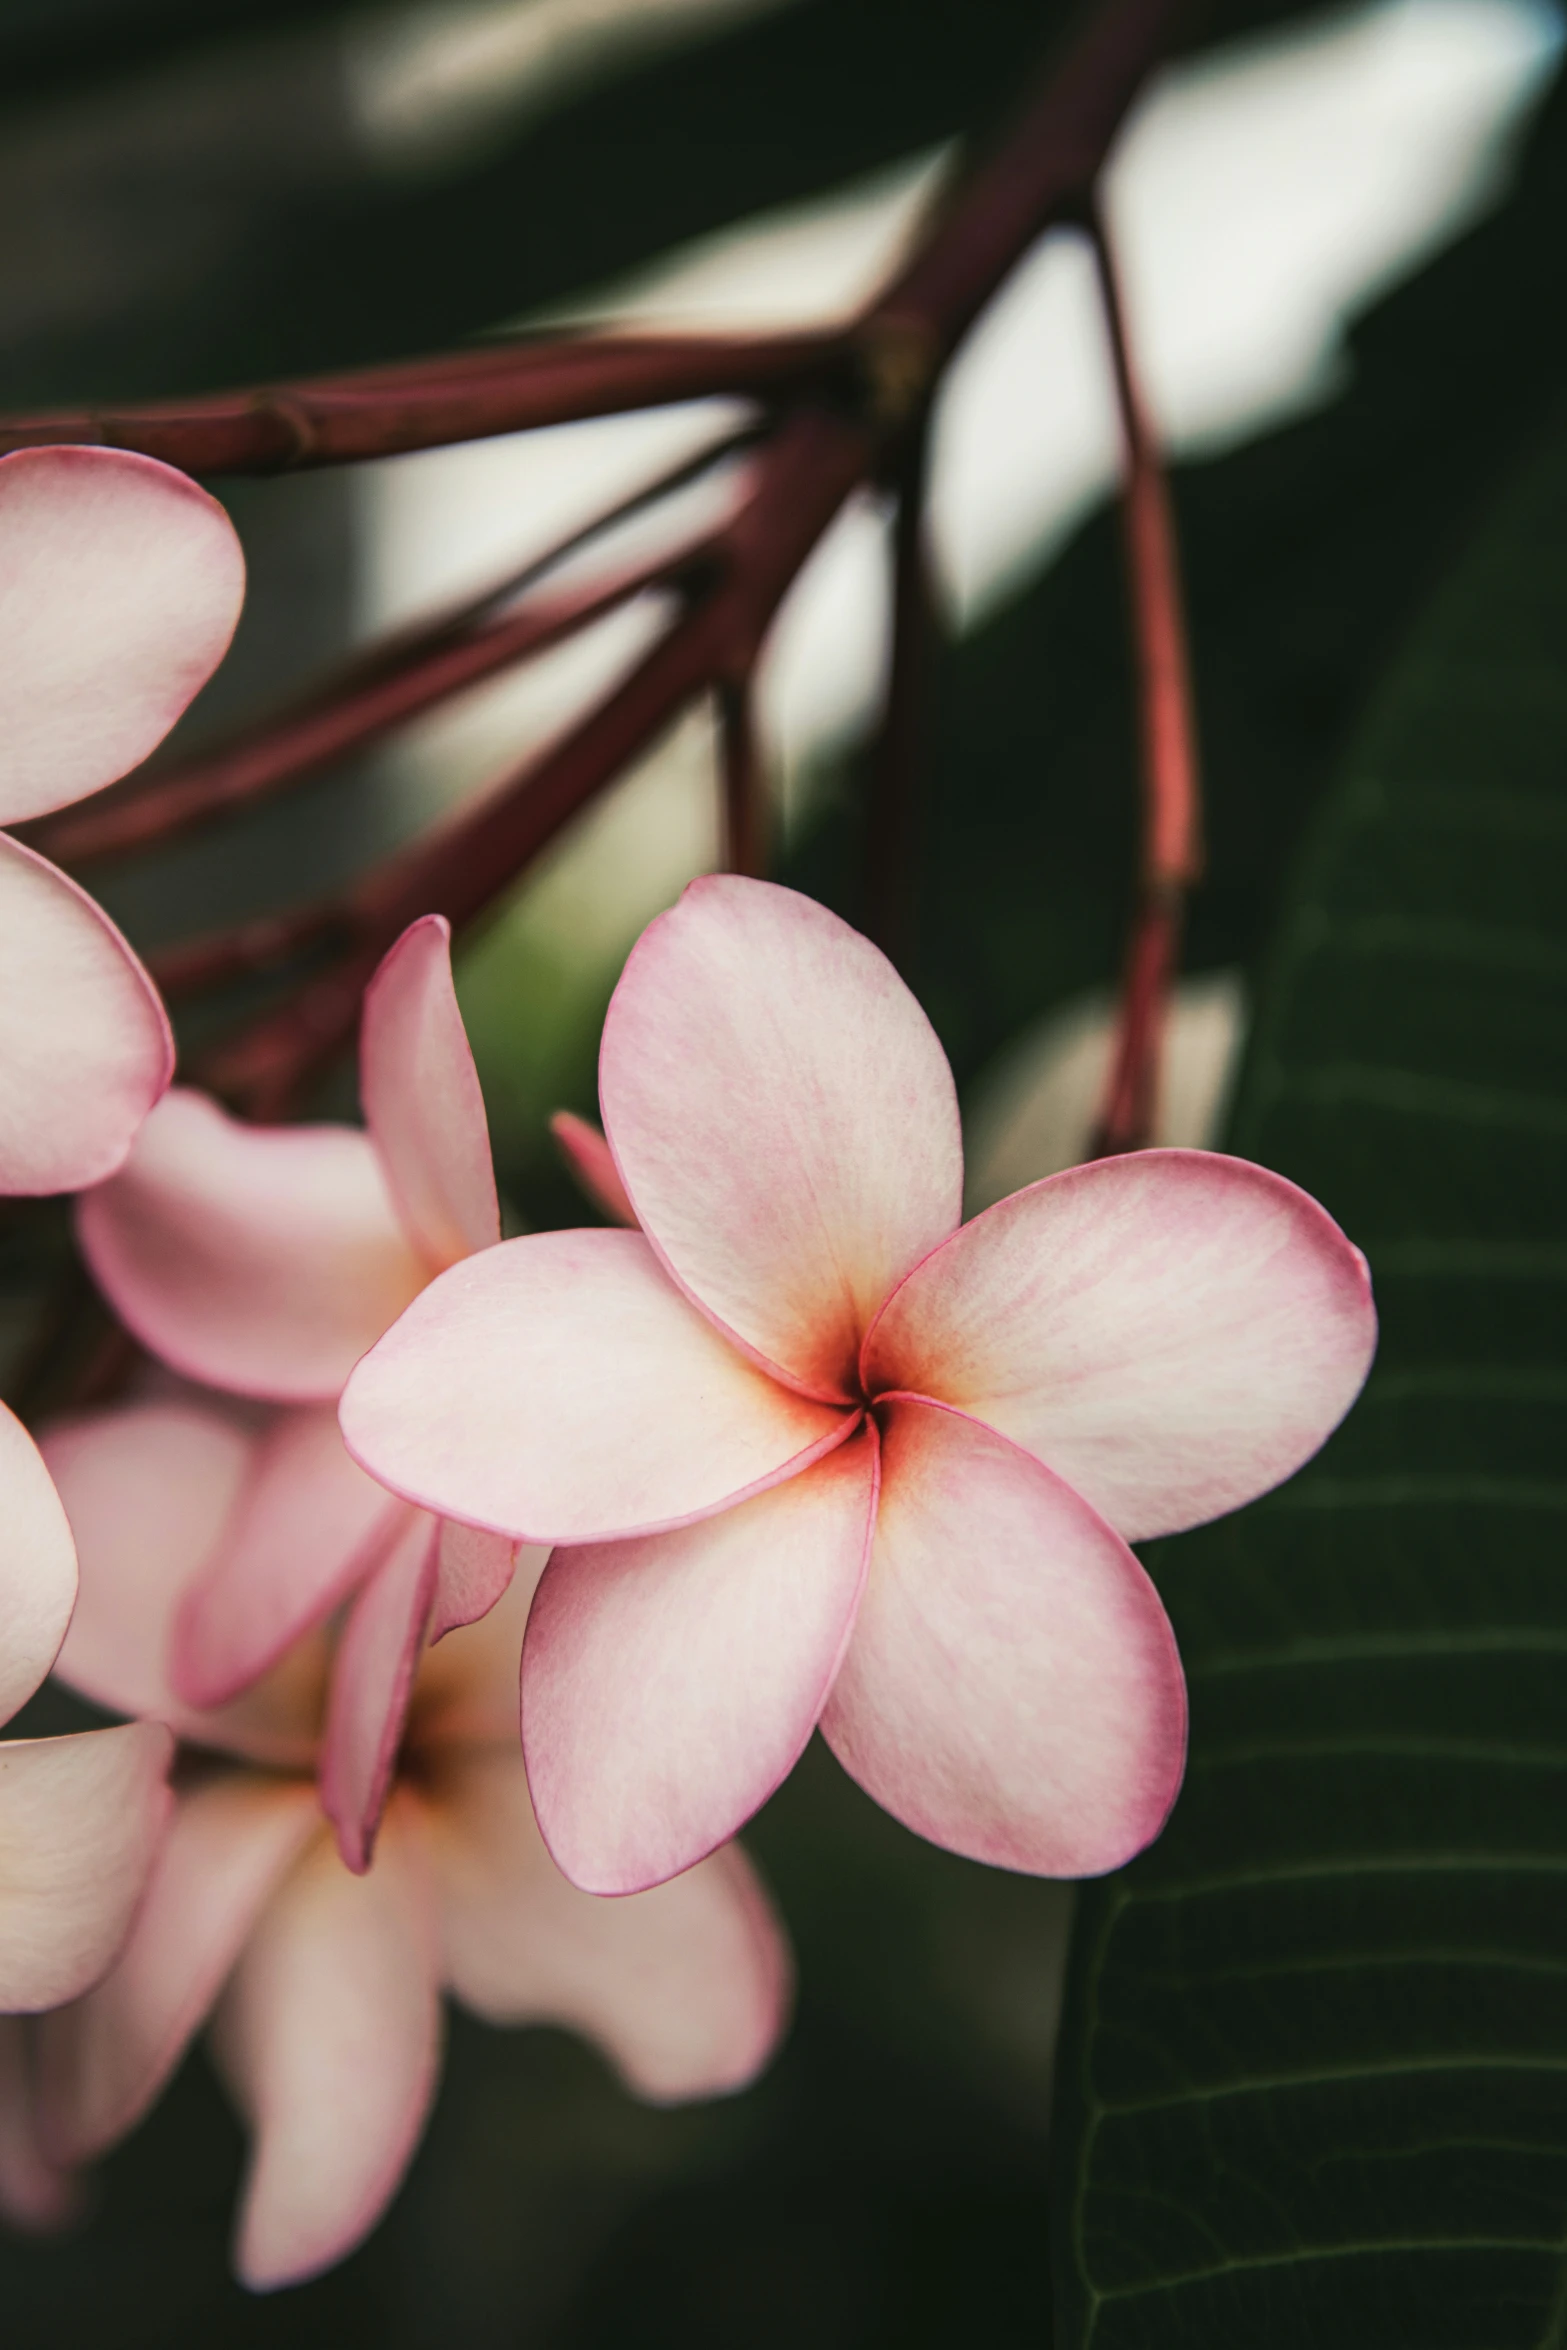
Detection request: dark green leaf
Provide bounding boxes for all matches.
[1048,415,1567,2342]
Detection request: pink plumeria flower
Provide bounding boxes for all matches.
[0,1405,172,2018]
[0,446,243,1193]
[340,878,1377,1897]
[77,915,516,1870]
[35,1397,790,2293]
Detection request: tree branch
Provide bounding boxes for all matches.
[26,0,1195,1127]
[1087,201,1204,1158]
[0,332,838,472]
[190,406,870,1113]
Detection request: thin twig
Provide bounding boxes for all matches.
[41,571,654,868]
[1087,200,1203,1158]
[0,332,839,472]
[191,406,871,1113]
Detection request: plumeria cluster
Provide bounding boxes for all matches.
[0,444,1375,2292]
[0,443,241,2206]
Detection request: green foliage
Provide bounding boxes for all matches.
[1049,414,1567,2345]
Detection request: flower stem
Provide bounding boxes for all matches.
[1087,201,1203,1158]
[0,334,836,472]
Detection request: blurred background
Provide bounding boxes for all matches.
[1,0,1563,2339]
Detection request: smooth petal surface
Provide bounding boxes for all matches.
[321,1514,439,1874]
[77,1089,430,1402]
[174,1406,407,1709]
[599,877,963,1398]
[45,1403,324,1767]
[361,916,499,1270]
[429,1518,516,1645]
[0,2018,78,2231]
[212,1803,441,2292]
[45,1402,247,1716]
[0,446,243,825]
[822,1399,1186,1876]
[523,1431,878,1894]
[0,1402,79,1728]
[342,1228,850,1543]
[864,1150,1378,1541]
[39,1773,319,2163]
[550,1110,636,1225]
[0,836,172,1196]
[0,1722,174,2010]
[426,1749,790,2098]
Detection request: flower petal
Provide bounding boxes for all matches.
[522,1430,878,1894]
[360,915,499,1270]
[321,1514,439,1875]
[426,1747,791,2099]
[822,1398,1186,1876]
[0,446,244,825]
[341,1227,851,1543]
[173,1406,408,1710]
[599,877,963,1399]
[44,1403,325,1768]
[550,1110,636,1225]
[44,1402,246,1717]
[0,836,172,1195]
[0,1722,174,2011]
[77,1088,430,1402]
[0,1402,79,1729]
[211,1800,441,2293]
[38,1773,319,2163]
[863,1150,1378,1541]
[428,1518,516,1646]
[0,2018,78,2231]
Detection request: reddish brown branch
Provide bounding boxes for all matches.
[35,567,658,867]
[0,0,1190,482]
[868,0,1194,375]
[193,0,1191,1116]
[190,408,868,1113]
[0,331,840,473]
[44,0,1192,1124]
[1088,204,1204,1159]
